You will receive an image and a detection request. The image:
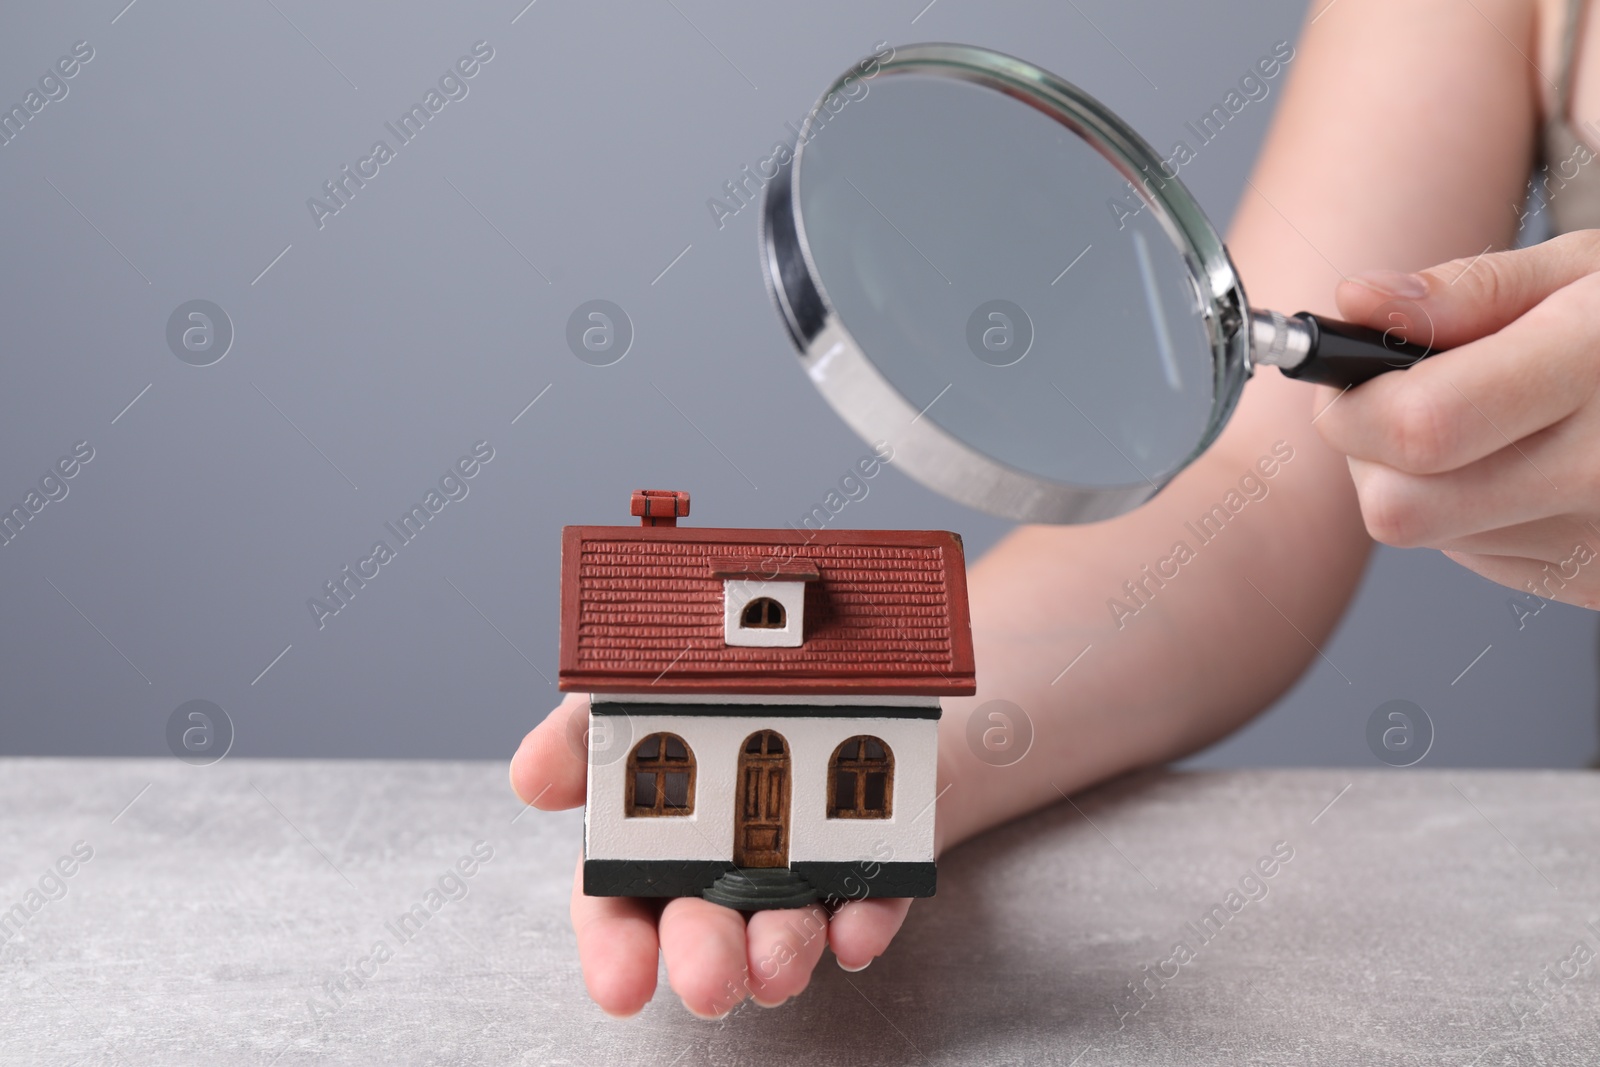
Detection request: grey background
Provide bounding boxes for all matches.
[0,0,1593,766]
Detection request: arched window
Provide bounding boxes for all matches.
[627,733,695,817]
[828,736,893,819]
[741,597,786,629]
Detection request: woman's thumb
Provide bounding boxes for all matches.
[1334,231,1600,349]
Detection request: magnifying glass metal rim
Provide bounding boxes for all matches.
[760,41,1254,524]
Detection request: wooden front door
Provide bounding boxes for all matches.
[734,730,790,868]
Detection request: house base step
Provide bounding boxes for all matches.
[701,867,819,911]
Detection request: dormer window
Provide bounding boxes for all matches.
[708,556,821,649]
[720,580,804,646]
[741,597,786,629]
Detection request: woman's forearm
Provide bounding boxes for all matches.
[934,0,1540,851]
[934,371,1371,851]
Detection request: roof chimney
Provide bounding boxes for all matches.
[631,489,690,527]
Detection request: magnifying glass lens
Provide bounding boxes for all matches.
[797,73,1217,488]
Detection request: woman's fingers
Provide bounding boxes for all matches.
[570,864,912,1015]
[656,896,912,1012]
[1437,516,1600,608]
[509,692,589,809]
[1319,271,1600,476]
[744,905,831,1006]
[1335,231,1600,350]
[1319,238,1600,602]
[1443,549,1600,610]
[827,897,913,972]
[1436,514,1600,568]
[1342,408,1594,548]
[569,858,661,1018]
[658,897,751,1018]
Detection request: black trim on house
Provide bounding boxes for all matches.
[793,861,935,900]
[589,702,942,720]
[584,859,732,897]
[583,858,936,900]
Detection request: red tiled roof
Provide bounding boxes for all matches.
[558,525,975,695]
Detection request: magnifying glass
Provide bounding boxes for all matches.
[760,42,1437,524]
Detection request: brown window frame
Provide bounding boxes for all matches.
[740,596,786,629]
[827,735,893,819]
[626,732,696,817]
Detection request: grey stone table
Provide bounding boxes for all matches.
[2,760,1598,1066]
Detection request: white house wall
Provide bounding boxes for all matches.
[584,711,937,866]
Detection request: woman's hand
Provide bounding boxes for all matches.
[1313,230,1600,608]
[508,693,914,1017]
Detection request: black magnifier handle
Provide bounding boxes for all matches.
[1250,309,1437,388]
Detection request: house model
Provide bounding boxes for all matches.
[559,490,975,910]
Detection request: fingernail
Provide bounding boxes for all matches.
[838,957,872,973]
[686,1002,732,1020]
[1346,269,1428,299]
